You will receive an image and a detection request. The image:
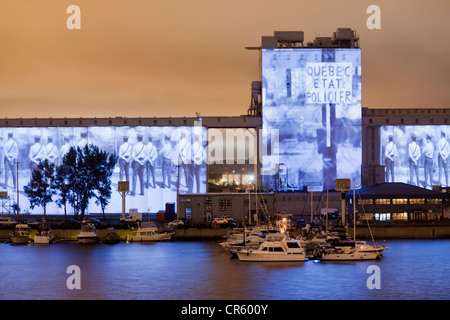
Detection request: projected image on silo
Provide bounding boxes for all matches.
[380,125,450,189]
[0,125,207,215]
[262,48,362,191]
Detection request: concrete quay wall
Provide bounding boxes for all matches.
[0,227,230,241]
[2,225,450,241]
[352,224,450,239]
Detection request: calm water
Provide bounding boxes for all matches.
[0,239,449,300]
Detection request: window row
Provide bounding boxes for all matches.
[357,198,442,205]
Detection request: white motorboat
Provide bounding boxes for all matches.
[355,240,387,254]
[34,230,55,244]
[34,222,55,244]
[128,222,173,242]
[77,222,99,244]
[9,224,31,244]
[231,233,306,262]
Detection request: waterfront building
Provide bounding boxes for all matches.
[0,28,448,225]
[347,182,449,222]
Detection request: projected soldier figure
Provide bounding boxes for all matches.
[131,133,146,196]
[408,134,421,186]
[29,135,46,174]
[145,135,157,189]
[118,135,131,182]
[438,131,449,186]
[161,135,172,189]
[384,135,397,183]
[423,134,434,189]
[4,132,18,188]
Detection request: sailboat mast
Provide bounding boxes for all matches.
[326,176,329,233]
[353,179,356,242]
[310,183,313,223]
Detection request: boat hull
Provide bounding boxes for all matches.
[321,251,379,261]
[235,251,306,262]
[77,236,99,244]
[129,233,172,242]
[10,236,30,245]
[34,236,54,244]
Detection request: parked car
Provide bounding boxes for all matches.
[82,217,101,225]
[168,220,184,227]
[120,215,141,223]
[221,215,234,222]
[212,216,234,225]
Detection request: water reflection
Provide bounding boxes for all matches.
[0,239,449,300]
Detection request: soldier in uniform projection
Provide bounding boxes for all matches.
[145,135,157,188]
[3,132,18,188]
[118,135,131,182]
[45,136,59,165]
[422,134,434,189]
[191,133,204,193]
[29,135,47,174]
[384,135,398,182]
[161,135,172,189]
[131,133,146,196]
[177,130,192,193]
[59,136,72,159]
[78,132,88,148]
[438,131,449,186]
[408,134,421,186]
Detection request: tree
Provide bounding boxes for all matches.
[23,159,56,220]
[95,152,118,220]
[62,147,83,219]
[54,151,74,220]
[56,144,117,221]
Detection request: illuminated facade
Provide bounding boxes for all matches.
[0,29,449,220]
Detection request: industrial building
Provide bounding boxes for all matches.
[0,28,448,224]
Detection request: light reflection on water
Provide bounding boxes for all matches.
[0,239,449,300]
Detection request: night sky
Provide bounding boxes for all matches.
[0,0,448,119]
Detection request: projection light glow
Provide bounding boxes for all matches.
[261,48,362,191]
[1,126,207,215]
[380,125,450,188]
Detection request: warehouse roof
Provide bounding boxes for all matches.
[347,183,448,199]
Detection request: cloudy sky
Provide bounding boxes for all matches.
[0,0,448,119]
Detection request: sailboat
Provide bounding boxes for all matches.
[34,220,55,244]
[321,179,386,261]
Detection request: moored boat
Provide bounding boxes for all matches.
[77,222,99,244]
[231,233,306,262]
[34,221,55,244]
[104,227,120,244]
[219,225,279,250]
[128,222,173,242]
[320,180,387,261]
[320,245,379,261]
[10,224,31,244]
